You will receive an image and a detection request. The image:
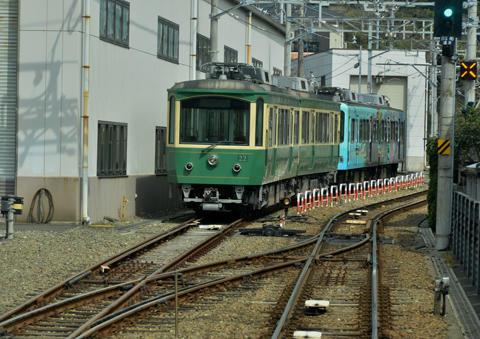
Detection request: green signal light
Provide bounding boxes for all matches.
[444,8,453,17]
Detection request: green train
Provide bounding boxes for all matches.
[166,63,341,213]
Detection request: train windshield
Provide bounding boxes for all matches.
[179,97,250,145]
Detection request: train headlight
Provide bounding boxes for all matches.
[233,164,242,173]
[208,154,219,166]
[185,162,194,171]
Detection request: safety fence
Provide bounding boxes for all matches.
[296,172,425,214]
[452,191,480,293]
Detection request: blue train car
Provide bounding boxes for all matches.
[336,91,405,183]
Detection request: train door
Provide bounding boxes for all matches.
[266,107,277,178]
[370,113,378,166]
[351,116,358,166]
[292,110,300,173]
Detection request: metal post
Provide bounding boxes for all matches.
[175,271,179,336]
[6,197,14,240]
[436,40,456,251]
[81,0,91,225]
[298,4,305,78]
[284,4,291,76]
[465,0,477,106]
[190,0,198,80]
[210,0,219,63]
[358,45,362,95]
[367,22,372,94]
[431,49,438,136]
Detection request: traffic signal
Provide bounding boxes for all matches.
[434,0,463,38]
[460,61,477,80]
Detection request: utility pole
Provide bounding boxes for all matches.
[284,4,292,76]
[298,4,305,78]
[210,0,219,63]
[465,0,477,106]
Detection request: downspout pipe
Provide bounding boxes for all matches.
[82,0,91,225]
[191,0,198,80]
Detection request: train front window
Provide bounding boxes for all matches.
[180,97,250,145]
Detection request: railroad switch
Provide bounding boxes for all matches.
[238,224,306,237]
[302,300,329,316]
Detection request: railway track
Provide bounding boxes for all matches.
[271,193,427,338]
[0,216,246,338]
[0,190,427,339]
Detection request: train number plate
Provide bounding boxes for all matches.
[238,155,248,162]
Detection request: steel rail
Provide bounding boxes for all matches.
[371,198,427,338]
[74,259,308,338]
[270,195,427,338]
[0,217,200,324]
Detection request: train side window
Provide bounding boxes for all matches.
[268,108,273,147]
[294,110,300,145]
[322,113,328,143]
[289,110,293,144]
[310,111,315,143]
[301,111,309,144]
[273,108,277,146]
[340,111,345,143]
[255,99,264,146]
[351,118,356,143]
[168,96,175,144]
[334,114,339,144]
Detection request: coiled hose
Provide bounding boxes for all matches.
[27,188,54,223]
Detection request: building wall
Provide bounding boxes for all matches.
[303,49,427,173]
[16,0,285,223]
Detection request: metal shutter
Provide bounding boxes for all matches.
[0,0,17,196]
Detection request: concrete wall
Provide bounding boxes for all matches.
[16,0,285,222]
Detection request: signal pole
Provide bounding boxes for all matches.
[434,0,463,251]
[436,39,456,251]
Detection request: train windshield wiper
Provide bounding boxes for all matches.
[202,139,230,152]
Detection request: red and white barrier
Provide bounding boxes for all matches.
[304,190,312,210]
[295,172,425,213]
[339,183,348,203]
[330,185,339,206]
[297,193,304,214]
[363,181,369,198]
[348,183,356,201]
[312,188,320,208]
[321,187,329,207]
[377,179,384,194]
[356,182,364,199]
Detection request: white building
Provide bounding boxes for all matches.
[2,0,285,223]
[302,49,428,172]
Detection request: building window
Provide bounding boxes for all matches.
[252,58,263,68]
[158,17,179,63]
[97,121,127,177]
[100,0,129,47]
[273,67,282,76]
[224,46,238,64]
[197,34,211,71]
[155,127,167,175]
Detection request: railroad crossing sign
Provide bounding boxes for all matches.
[438,139,451,155]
